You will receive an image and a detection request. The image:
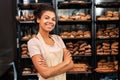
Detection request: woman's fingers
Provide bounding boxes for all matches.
[65,50,72,58]
[64,50,73,64]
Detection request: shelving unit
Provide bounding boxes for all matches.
[54,0,94,80]
[94,0,120,80]
[17,21,38,80]
[16,0,120,80]
[55,0,120,80]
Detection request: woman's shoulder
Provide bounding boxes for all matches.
[27,37,39,44]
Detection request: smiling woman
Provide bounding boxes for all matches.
[27,4,74,80]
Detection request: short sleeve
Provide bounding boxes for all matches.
[27,38,41,58]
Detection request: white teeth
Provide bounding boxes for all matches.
[45,23,53,26]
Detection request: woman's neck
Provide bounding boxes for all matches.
[38,30,54,46]
[39,30,50,39]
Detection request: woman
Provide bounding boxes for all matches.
[27,4,74,80]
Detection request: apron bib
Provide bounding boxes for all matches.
[37,33,66,80]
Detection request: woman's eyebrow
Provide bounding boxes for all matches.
[44,14,55,18]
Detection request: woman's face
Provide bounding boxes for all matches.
[37,11,56,32]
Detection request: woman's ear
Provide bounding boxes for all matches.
[37,18,40,23]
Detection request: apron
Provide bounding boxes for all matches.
[37,33,66,80]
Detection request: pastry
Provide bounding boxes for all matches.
[113,11,119,17]
[84,31,91,38]
[76,35,84,38]
[22,51,27,55]
[97,45,102,49]
[78,13,86,17]
[86,14,91,20]
[77,30,84,35]
[73,47,79,52]
[102,43,110,47]
[105,11,113,14]
[97,16,107,20]
[21,44,27,48]
[59,15,68,21]
[97,51,104,55]
[106,13,112,17]
[16,16,20,20]
[73,43,79,47]
[104,50,111,55]
[102,46,110,50]
[79,47,85,51]
[22,47,28,51]
[73,51,79,55]
[84,45,91,49]
[79,51,85,55]
[80,42,87,48]
[80,16,88,20]
[85,49,91,53]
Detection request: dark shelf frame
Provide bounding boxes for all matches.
[67,71,92,74]
[18,21,35,24]
[95,20,119,24]
[58,1,92,9]
[96,38,119,40]
[58,20,92,25]
[95,2,120,8]
[18,3,52,10]
[22,73,37,76]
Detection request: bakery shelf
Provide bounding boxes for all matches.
[18,21,35,24]
[67,71,92,74]
[22,73,37,76]
[18,3,51,10]
[95,70,118,74]
[96,38,119,40]
[95,20,119,24]
[20,39,28,42]
[58,1,92,9]
[73,55,92,60]
[58,20,92,25]
[95,2,120,8]
[72,53,92,58]
[72,54,92,56]
[96,54,118,56]
[72,54,92,58]
[62,38,91,40]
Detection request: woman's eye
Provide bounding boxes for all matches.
[45,17,49,19]
[52,18,56,21]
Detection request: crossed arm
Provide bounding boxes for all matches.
[31,48,74,79]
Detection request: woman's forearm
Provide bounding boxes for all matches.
[46,60,74,77]
[32,54,73,79]
[54,60,74,74]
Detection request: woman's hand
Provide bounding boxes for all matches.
[63,49,74,71]
[63,49,72,65]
